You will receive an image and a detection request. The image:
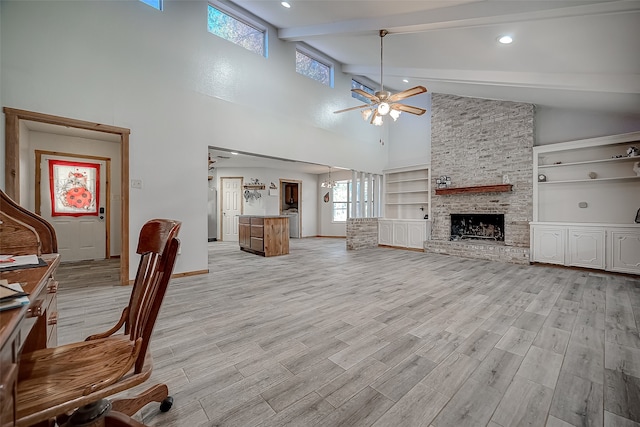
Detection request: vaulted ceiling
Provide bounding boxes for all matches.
[231,0,640,115]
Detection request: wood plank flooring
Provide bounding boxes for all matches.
[54,238,640,427]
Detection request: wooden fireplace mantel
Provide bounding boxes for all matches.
[435,184,512,195]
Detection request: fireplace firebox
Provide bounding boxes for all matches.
[450,214,504,241]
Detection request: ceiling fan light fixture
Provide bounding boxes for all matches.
[377,102,390,116]
[332,29,427,126]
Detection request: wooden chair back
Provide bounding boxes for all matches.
[127,219,181,373]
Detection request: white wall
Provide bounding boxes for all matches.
[26,131,122,257]
[214,166,318,237]
[386,93,432,169]
[536,106,640,145]
[0,0,388,278]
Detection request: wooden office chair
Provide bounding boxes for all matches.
[15,219,181,427]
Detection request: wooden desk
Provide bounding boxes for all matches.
[0,254,60,427]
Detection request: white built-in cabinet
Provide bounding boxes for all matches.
[531,223,639,274]
[378,166,432,250]
[532,225,565,265]
[609,228,640,274]
[531,131,640,274]
[567,227,605,270]
[378,219,430,249]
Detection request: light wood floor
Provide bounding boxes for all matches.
[55,238,640,427]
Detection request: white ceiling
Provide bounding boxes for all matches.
[231,0,640,115]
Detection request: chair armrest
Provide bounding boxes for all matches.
[85,308,129,341]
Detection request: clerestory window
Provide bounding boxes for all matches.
[296,46,333,87]
[207,3,266,57]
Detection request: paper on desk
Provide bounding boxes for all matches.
[0,283,30,312]
[0,254,40,269]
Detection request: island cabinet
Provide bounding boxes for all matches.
[239,216,289,257]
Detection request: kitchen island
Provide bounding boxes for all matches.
[239,215,290,257]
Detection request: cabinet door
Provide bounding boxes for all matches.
[532,226,565,264]
[608,229,640,274]
[567,228,605,269]
[392,222,409,247]
[250,237,264,252]
[239,223,250,248]
[407,222,426,249]
[378,221,392,245]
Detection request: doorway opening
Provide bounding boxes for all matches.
[220,177,243,241]
[4,107,131,285]
[280,179,301,238]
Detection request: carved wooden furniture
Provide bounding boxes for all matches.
[14,219,181,427]
[1,190,61,427]
[239,215,289,256]
[0,255,60,427]
[0,190,57,255]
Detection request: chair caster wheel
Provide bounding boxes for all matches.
[160,396,173,412]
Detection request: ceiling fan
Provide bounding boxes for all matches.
[334,29,427,126]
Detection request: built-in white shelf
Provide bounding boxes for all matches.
[386,178,428,184]
[385,202,429,205]
[532,131,640,274]
[539,176,640,184]
[386,190,429,194]
[382,166,431,222]
[539,156,639,168]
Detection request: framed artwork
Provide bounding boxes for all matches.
[48,159,100,217]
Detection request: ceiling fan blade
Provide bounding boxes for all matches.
[392,103,427,116]
[388,86,427,103]
[352,89,380,102]
[333,104,374,114]
[370,109,379,124]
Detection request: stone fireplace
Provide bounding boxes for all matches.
[424,94,534,264]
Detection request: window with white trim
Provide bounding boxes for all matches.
[332,178,375,222]
[296,47,333,87]
[140,0,162,10]
[332,180,349,222]
[352,79,375,103]
[207,3,266,56]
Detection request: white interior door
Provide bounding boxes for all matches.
[221,178,242,242]
[40,155,107,262]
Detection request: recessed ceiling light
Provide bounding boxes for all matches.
[402,78,409,83]
[498,35,513,44]
[231,152,238,155]
[281,1,291,8]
